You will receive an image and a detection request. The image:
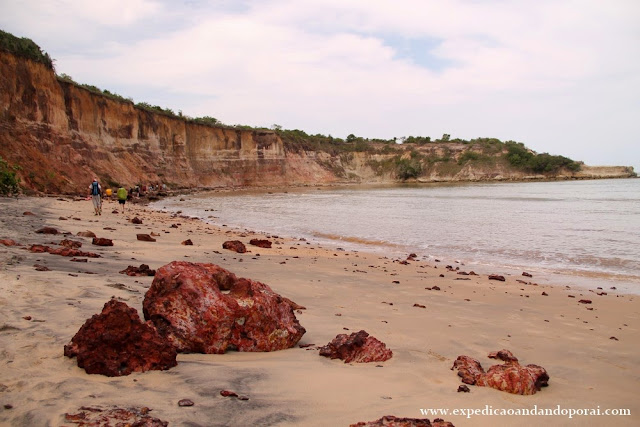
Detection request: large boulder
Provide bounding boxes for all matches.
[451,349,549,395]
[223,240,247,253]
[142,261,305,353]
[64,299,177,376]
[319,330,393,363]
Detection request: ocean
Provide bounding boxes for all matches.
[150,178,640,294]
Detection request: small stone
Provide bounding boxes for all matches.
[178,399,194,407]
[458,385,471,393]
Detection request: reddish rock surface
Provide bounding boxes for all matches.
[131,217,143,224]
[350,415,454,427]
[181,239,193,245]
[137,234,156,242]
[142,261,305,353]
[0,239,17,246]
[64,299,177,376]
[223,240,247,253]
[119,264,156,277]
[249,239,272,248]
[92,237,113,246]
[29,244,101,258]
[319,330,393,363]
[64,406,168,426]
[488,274,506,281]
[451,349,549,395]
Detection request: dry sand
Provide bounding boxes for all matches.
[0,195,638,426]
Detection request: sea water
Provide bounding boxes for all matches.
[150,179,640,293]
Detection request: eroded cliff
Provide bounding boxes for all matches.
[0,51,635,195]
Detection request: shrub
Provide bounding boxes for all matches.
[0,156,21,196]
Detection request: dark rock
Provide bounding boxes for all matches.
[178,399,194,407]
[542,292,548,296]
[220,390,238,397]
[77,231,97,238]
[64,299,177,376]
[223,240,246,253]
[349,415,455,427]
[64,406,168,426]
[35,227,59,234]
[181,239,193,245]
[457,385,470,393]
[452,349,549,395]
[60,239,82,249]
[319,330,392,363]
[34,264,50,271]
[578,299,592,304]
[70,258,88,262]
[522,272,533,277]
[92,237,113,246]
[120,264,156,277]
[489,275,506,281]
[143,261,305,353]
[413,303,426,308]
[137,234,156,242]
[249,239,272,248]
[131,217,143,224]
[23,211,35,216]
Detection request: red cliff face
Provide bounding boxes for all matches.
[1,51,634,194]
[0,51,337,194]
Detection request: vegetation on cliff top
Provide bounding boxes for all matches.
[0,29,54,70]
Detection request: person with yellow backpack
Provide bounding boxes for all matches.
[116,186,128,213]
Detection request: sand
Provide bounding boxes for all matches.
[0,195,638,426]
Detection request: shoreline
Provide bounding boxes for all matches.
[0,195,638,426]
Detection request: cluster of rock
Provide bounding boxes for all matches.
[64,405,168,426]
[65,261,306,376]
[451,349,549,395]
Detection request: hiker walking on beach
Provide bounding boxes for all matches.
[89,178,102,215]
[116,186,128,213]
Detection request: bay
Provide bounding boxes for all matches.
[151,178,640,294]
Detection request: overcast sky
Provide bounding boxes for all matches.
[1,0,639,170]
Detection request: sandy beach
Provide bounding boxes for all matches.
[0,195,638,426]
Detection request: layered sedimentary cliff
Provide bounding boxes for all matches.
[0,51,635,195]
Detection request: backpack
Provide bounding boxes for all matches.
[91,181,100,195]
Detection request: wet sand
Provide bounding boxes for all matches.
[0,196,638,426]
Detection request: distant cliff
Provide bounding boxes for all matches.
[0,50,635,195]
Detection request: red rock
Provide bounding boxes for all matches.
[23,211,35,216]
[143,261,305,353]
[92,237,113,246]
[137,234,156,242]
[350,415,454,427]
[64,406,168,426]
[457,385,470,393]
[522,272,533,277]
[249,239,272,248]
[319,330,392,363]
[35,227,59,234]
[178,399,194,407]
[578,299,592,304]
[488,274,506,281]
[0,239,17,246]
[119,264,156,277]
[77,231,96,238]
[64,299,177,376]
[60,239,82,249]
[452,349,549,395]
[223,240,246,253]
[181,239,193,245]
[220,390,238,397]
[131,217,143,224]
[29,244,101,258]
